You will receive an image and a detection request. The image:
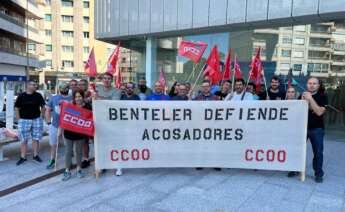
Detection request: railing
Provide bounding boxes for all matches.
[0,46,38,59]
[0,12,25,27]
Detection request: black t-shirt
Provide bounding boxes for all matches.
[64,103,92,140]
[15,92,45,119]
[267,89,286,100]
[307,92,328,129]
[214,91,228,100]
[121,94,140,100]
[171,95,189,101]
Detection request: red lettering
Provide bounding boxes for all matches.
[245,149,286,163]
[110,150,119,161]
[131,149,140,160]
[256,149,264,161]
[277,150,286,162]
[121,150,129,161]
[245,149,253,161]
[142,149,150,160]
[266,149,275,162]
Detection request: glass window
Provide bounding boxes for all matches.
[293,51,304,58]
[62,15,73,23]
[45,29,52,36]
[281,50,291,57]
[61,0,73,7]
[294,37,305,45]
[45,14,52,21]
[45,60,52,67]
[280,63,290,70]
[62,31,73,37]
[294,25,306,32]
[45,44,52,52]
[282,36,292,44]
[62,60,74,67]
[83,47,89,53]
[293,64,302,72]
[62,45,74,52]
[83,1,90,8]
[83,16,89,24]
[27,43,36,51]
[83,32,89,38]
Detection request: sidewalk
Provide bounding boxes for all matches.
[0,136,344,211]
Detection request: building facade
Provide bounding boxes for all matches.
[0,0,44,93]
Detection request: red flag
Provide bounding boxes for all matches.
[84,48,97,77]
[204,45,222,85]
[158,68,167,88]
[287,68,293,88]
[178,40,208,63]
[234,55,243,79]
[249,48,263,91]
[106,44,120,75]
[115,69,122,88]
[59,102,94,137]
[223,49,232,80]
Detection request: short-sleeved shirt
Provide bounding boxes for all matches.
[307,92,328,129]
[266,89,286,100]
[46,95,72,128]
[15,92,45,119]
[63,103,92,140]
[96,85,121,100]
[225,92,255,101]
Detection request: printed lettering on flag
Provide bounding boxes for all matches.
[178,41,208,63]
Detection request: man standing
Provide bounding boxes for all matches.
[69,79,78,96]
[15,80,46,165]
[136,78,152,100]
[146,81,170,100]
[45,82,72,169]
[172,83,189,101]
[95,73,122,100]
[289,77,327,183]
[121,82,140,100]
[261,76,285,100]
[224,79,254,101]
[215,80,232,100]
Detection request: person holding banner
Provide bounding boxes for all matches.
[286,87,298,100]
[45,82,72,169]
[15,80,46,165]
[214,80,232,100]
[95,73,121,100]
[146,81,170,100]
[290,77,328,183]
[261,76,285,100]
[246,82,260,100]
[224,79,254,101]
[62,89,92,181]
[68,79,78,96]
[136,78,152,100]
[121,82,140,101]
[172,83,189,101]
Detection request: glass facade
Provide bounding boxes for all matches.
[124,21,345,132]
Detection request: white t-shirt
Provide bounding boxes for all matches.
[225,92,254,101]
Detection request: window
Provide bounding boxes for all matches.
[282,36,292,44]
[293,64,302,72]
[83,16,89,24]
[62,45,74,52]
[61,0,73,7]
[280,63,290,70]
[293,51,304,58]
[45,14,52,21]
[83,47,89,53]
[45,44,52,52]
[83,32,89,38]
[62,15,73,23]
[294,25,306,32]
[294,37,305,45]
[62,31,73,37]
[27,43,36,51]
[83,1,90,8]
[45,60,52,67]
[45,29,52,36]
[281,50,291,57]
[308,63,329,73]
[62,60,74,67]
[45,0,51,5]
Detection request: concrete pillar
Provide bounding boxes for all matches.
[145,38,157,88]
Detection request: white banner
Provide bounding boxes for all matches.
[94,100,308,172]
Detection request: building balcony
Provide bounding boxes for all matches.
[10,0,43,19]
[254,28,280,34]
[0,48,40,68]
[309,32,332,39]
[331,61,345,66]
[308,45,333,52]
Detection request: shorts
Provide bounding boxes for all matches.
[49,125,60,146]
[18,118,43,143]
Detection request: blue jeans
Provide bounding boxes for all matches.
[307,128,325,177]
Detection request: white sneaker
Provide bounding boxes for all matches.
[115,168,122,176]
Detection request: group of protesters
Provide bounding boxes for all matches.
[13,72,328,183]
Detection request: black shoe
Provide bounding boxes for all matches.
[33,155,43,163]
[195,167,203,170]
[214,168,222,171]
[16,157,27,166]
[81,160,90,169]
[315,176,323,183]
[287,171,298,178]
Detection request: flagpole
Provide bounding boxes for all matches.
[241,70,252,101]
[262,69,269,99]
[231,68,236,93]
[189,64,206,99]
[186,62,199,82]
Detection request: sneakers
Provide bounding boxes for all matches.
[287,171,298,178]
[46,159,55,169]
[33,155,43,163]
[315,176,323,183]
[76,170,85,178]
[115,168,122,176]
[81,160,90,169]
[62,171,72,181]
[16,157,27,166]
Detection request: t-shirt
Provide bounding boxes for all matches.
[146,93,170,101]
[266,89,286,100]
[121,94,140,100]
[46,95,72,128]
[171,95,189,101]
[307,92,328,129]
[15,92,45,119]
[193,94,219,101]
[96,85,121,100]
[214,91,229,100]
[63,103,92,140]
[225,92,255,101]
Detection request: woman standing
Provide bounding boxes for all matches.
[286,87,297,100]
[62,89,92,181]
